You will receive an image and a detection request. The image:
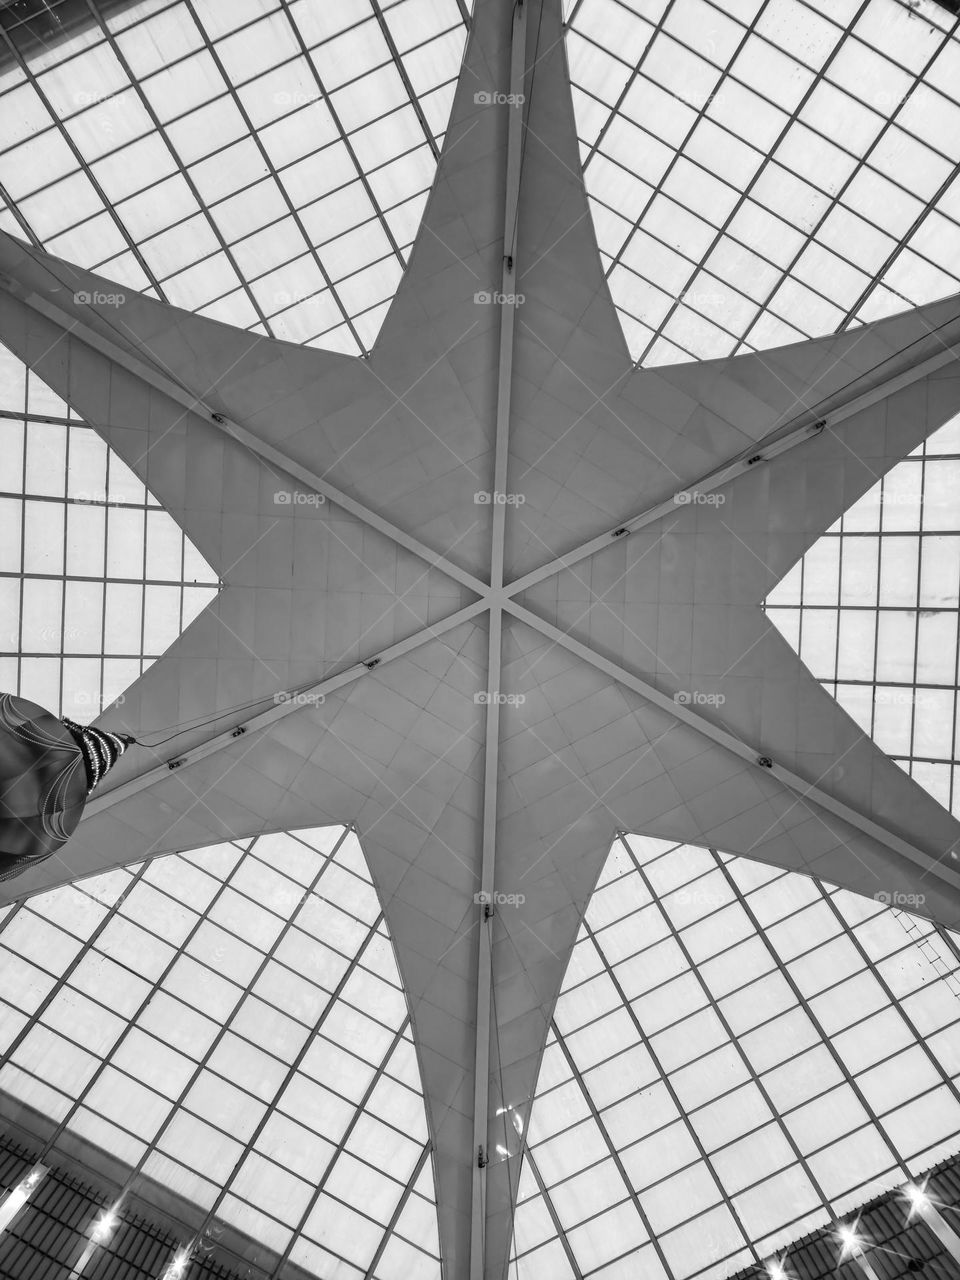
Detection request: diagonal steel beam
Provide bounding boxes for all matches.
[503,321,960,601]
[0,270,489,598]
[85,597,489,816]
[504,598,960,893]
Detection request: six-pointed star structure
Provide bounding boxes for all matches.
[2,1,960,1277]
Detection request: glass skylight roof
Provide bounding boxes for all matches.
[0,826,441,1280]
[564,0,960,365]
[0,340,220,723]
[0,0,470,356]
[510,833,960,1280]
[766,412,960,816]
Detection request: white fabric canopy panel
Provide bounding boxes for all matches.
[563,0,960,365]
[0,825,442,1280]
[766,411,960,817]
[0,339,220,723]
[0,0,470,355]
[509,833,960,1280]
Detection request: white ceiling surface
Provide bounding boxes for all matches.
[510,833,960,1280]
[564,0,960,366]
[0,826,444,1280]
[0,0,470,356]
[0,1,958,1279]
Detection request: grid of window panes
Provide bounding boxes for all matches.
[765,413,960,816]
[0,341,220,724]
[0,0,469,356]
[509,834,960,1280]
[562,0,960,366]
[0,826,442,1280]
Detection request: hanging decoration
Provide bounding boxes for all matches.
[0,693,135,882]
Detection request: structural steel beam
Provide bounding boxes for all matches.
[504,323,960,601]
[505,599,960,893]
[0,271,489,598]
[86,598,488,815]
[471,2,528,1274]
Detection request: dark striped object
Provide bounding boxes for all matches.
[61,720,136,795]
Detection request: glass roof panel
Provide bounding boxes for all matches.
[0,339,220,721]
[565,0,960,364]
[0,825,442,1278]
[0,0,470,357]
[509,833,960,1280]
[766,413,960,815]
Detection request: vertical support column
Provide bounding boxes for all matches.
[472,602,503,1280]
[470,3,528,1277]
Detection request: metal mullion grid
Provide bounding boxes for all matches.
[619,838,839,1223]
[831,486,846,709]
[363,1141,436,1280]
[537,859,960,1195]
[904,915,960,1002]
[17,850,243,1167]
[133,467,148,690]
[840,152,960,329]
[0,26,165,300]
[546,1015,678,1280]
[816,883,960,1115]
[96,442,117,710]
[0,409,72,427]
[949,522,960,818]
[5,902,419,1173]
[576,101,863,362]
[579,0,682,172]
[369,0,441,161]
[532,1002,948,1187]
[627,0,874,366]
[56,419,70,717]
[686,2,960,244]
[511,1139,584,1279]
[83,0,276,340]
[206,953,403,1277]
[262,1020,414,1270]
[905,456,930,784]
[576,916,761,1276]
[30,829,354,1248]
[574,30,960,314]
[273,0,408,329]
[50,7,457,196]
[525,1049,924,1220]
[585,0,775,318]
[0,865,145,1069]
[577,4,960,362]
[734,10,960,356]
[133,120,433,334]
[182,0,369,354]
[13,368,27,704]
[712,855,926,1185]
[451,0,472,29]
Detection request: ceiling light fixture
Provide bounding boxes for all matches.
[837,1223,864,1258]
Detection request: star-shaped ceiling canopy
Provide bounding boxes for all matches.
[1,1,960,1277]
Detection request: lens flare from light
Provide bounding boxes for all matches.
[837,1224,863,1258]
[904,1182,931,1218]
